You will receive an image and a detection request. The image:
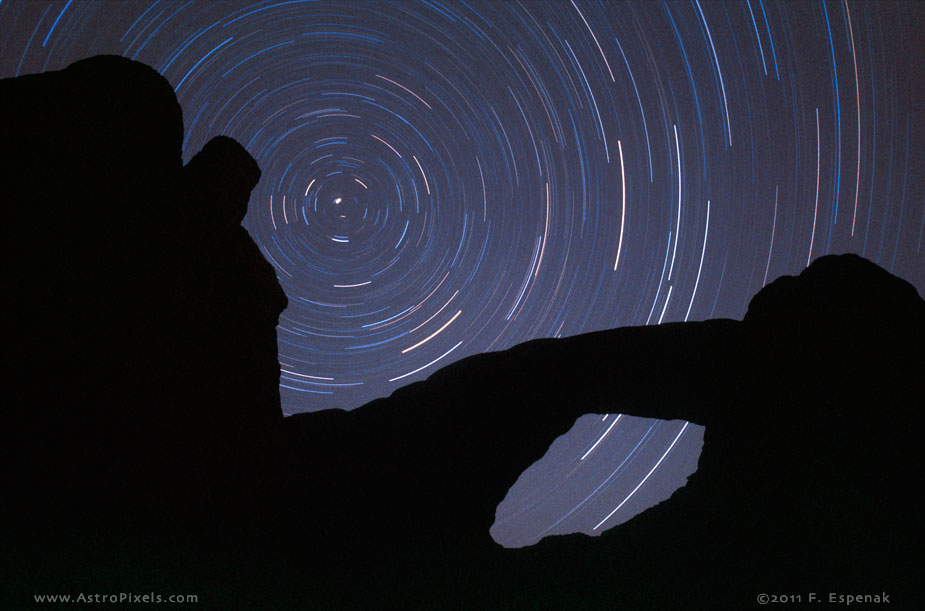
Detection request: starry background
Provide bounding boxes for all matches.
[2,0,922,548]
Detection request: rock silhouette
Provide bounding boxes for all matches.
[3,57,922,609]
[4,55,287,531]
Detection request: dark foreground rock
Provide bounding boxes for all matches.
[3,57,922,609]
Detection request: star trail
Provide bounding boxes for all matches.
[2,0,921,546]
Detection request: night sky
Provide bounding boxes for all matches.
[2,0,922,547]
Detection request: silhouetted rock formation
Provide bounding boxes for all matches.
[3,57,922,610]
[280,253,922,608]
[3,56,287,532]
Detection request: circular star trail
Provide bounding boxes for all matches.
[3,0,921,545]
